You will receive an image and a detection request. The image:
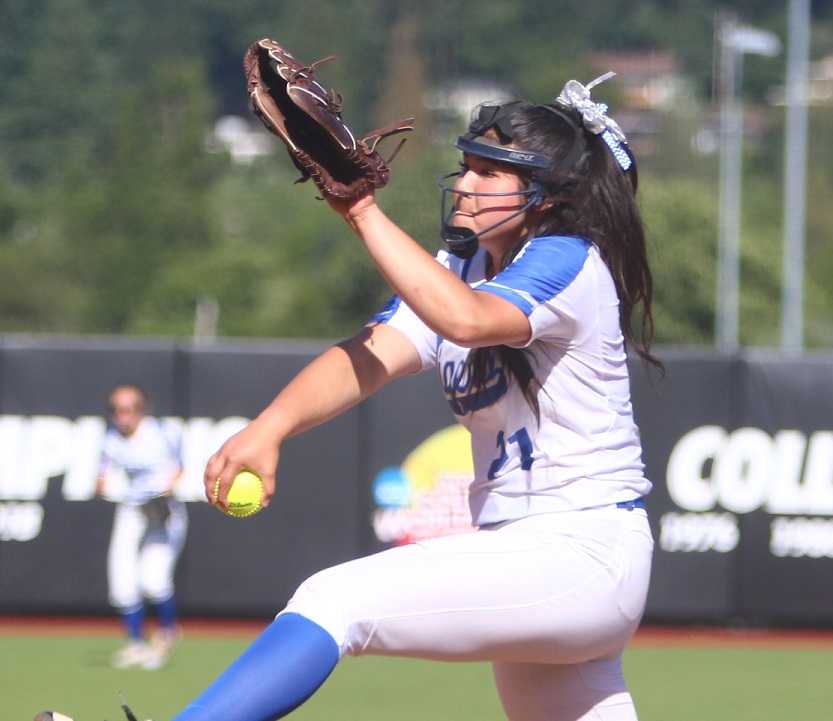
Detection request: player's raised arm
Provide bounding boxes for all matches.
[204,322,420,510]
[246,37,529,351]
[331,193,534,349]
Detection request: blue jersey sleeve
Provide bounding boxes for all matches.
[475,235,591,344]
[477,236,590,315]
[368,293,438,370]
[364,248,478,370]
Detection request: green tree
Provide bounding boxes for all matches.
[56,58,224,333]
[0,0,831,346]
[641,175,718,345]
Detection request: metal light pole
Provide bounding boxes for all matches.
[781,0,811,353]
[715,16,781,352]
[716,13,743,352]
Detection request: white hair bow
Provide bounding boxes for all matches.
[554,72,632,171]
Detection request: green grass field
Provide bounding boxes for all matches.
[4,630,832,721]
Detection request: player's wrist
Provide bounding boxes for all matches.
[254,407,292,445]
[346,196,380,225]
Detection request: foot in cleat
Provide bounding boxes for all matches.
[33,702,153,721]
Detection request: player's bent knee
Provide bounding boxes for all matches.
[109,586,142,610]
[493,657,635,721]
[143,585,175,604]
[140,575,174,603]
[279,568,349,653]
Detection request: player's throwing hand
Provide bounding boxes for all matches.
[204,417,280,512]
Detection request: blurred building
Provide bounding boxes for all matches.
[424,80,515,141]
[588,51,690,110]
[769,52,833,106]
[809,54,833,104]
[586,51,695,158]
[207,115,274,163]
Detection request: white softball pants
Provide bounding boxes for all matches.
[107,498,188,610]
[282,505,653,721]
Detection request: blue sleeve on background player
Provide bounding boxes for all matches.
[160,420,185,467]
[97,431,116,477]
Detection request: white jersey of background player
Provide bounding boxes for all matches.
[97,384,188,671]
[100,415,182,505]
[129,78,660,721]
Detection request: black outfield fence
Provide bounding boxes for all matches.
[1,336,832,625]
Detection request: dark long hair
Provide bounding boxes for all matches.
[467,103,662,421]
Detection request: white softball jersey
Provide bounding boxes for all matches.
[99,417,183,505]
[283,235,654,718]
[100,417,187,609]
[372,234,652,527]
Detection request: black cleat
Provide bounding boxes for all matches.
[121,701,153,721]
[32,704,153,721]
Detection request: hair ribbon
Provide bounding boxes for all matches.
[554,72,632,171]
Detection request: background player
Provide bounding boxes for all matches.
[168,74,657,721]
[97,383,188,670]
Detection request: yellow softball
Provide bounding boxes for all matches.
[214,470,265,518]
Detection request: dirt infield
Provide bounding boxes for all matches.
[632,624,833,648]
[0,615,268,637]
[2,615,833,648]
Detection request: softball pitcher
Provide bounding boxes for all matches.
[176,74,657,721]
[98,384,188,670]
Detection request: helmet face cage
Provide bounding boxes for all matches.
[439,100,581,258]
[439,85,638,258]
[437,170,543,259]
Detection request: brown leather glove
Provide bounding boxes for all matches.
[244,38,414,200]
